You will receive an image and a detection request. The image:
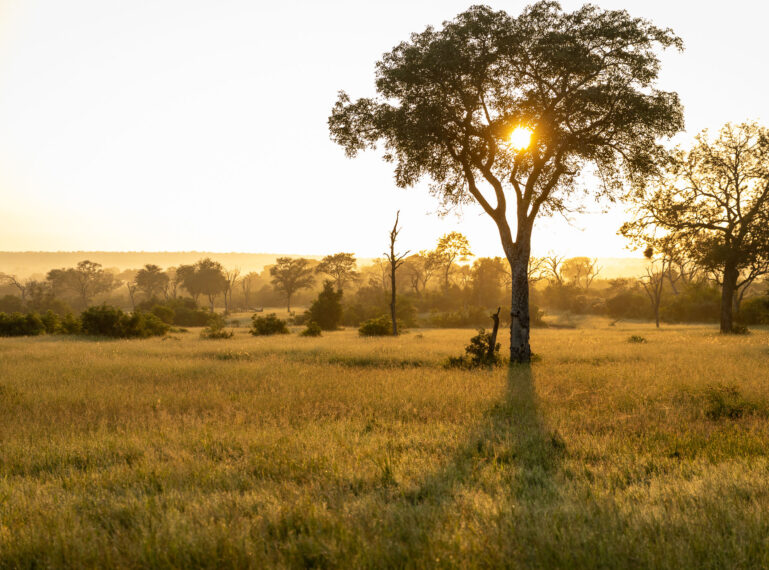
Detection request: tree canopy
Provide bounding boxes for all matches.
[270,257,315,312]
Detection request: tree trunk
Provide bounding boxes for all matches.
[286,293,291,314]
[209,294,215,313]
[508,244,532,363]
[390,263,398,336]
[720,262,738,333]
[487,307,501,362]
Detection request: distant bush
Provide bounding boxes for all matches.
[139,298,213,327]
[738,295,769,325]
[0,312,46,337]
[662,283,720,323]
[606,290,650,320]
[200,318,234,340]
[250,313,289,336]
[151,305,175,324]
[627,335,647,344]
[308,281,343,330]
[300,321,322,337]
[0,295,24,313]
[358,315,393,336]
[446,328,501,369]
[80,305,168,338]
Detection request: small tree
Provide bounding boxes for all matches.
[135,264,169,300]
[639,246,673,328]
[435,232,473,289]
[315,253,359,291]
[561,257,602,290]
[270,257,315,312]
[385,211,409,335]
[622,123,769,333]
[223,268,240,314]
[308,280,343,330]
[196,258,228,313]
[404,250,441,295]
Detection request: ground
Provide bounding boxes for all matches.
[1,319,768,568]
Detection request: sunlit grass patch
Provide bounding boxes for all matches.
[1,324,768,567]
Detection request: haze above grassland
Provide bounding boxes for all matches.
[0,251,648,280]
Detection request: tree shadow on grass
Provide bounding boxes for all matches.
[364,364,564,567]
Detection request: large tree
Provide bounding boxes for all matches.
[46,260,119,308]
[329,2,682,361]
[177,259,228,311]
[315,253,360,291]
[270,257,315,312]
[621,123,769,333]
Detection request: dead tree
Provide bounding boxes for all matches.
[486,307,501,362]
[384,211,409,335]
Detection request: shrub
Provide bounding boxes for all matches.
[60,313,82,335]
[300,321,322,337]
[0,312,46,337]
[446,328,501,369]
[704,385,747,420]
[40,310,61,334]
[250,313,289,336]
[200,319,234,339]
[151,305,176,324]
[308,281,343,330]
[738,295,769,325]
[120,312,170,338]
[358,315,393,336]
[628,335,647,344]
[80,305,168,338]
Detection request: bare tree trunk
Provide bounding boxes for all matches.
[385,211,408,336]
[721,262,738,333]
[286,293,291,314]
[508,243,532,363]
[487,307,501,362]
[390,262,397,336]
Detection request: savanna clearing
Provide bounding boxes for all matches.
[1,319,768,568]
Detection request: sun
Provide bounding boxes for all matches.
[508,126,533,151]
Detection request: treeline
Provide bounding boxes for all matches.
[3,230,767,334]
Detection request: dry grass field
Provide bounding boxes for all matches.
[1,320,769,568]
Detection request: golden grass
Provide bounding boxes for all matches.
[1,322,768,568]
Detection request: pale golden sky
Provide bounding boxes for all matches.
[0,1,766,258]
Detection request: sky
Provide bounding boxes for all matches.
[0,0,767,259]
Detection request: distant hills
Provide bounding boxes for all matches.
[0,251,648,280]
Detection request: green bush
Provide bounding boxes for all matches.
[308,281,343,330]
[358,315,393,336]
[151,305,176,324]
[250,313,289,336]
[0,312,46,337]
[738,295,769,325]
[300,321,322,337]
[200,319,234,339]
[446,328,501,368]
[80,305,168,338]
